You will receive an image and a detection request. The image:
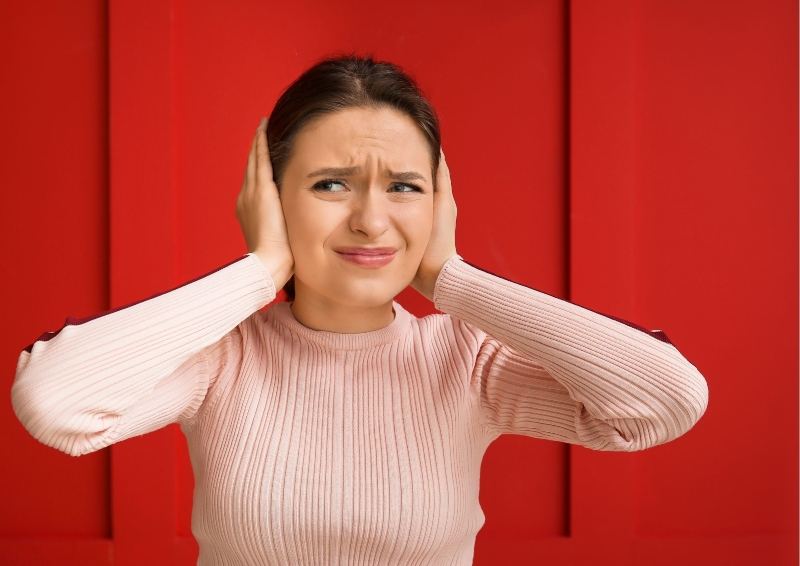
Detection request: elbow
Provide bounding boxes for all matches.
[666,363,710,440]
[663,350,710,439]
[611,369,710,452]
[11,373,53,442]
[11,372,114,458]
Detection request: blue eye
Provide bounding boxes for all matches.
[312,179,423,193]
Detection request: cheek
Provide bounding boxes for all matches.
[286,201,330,245]
[407,203,433,233]
[399,207,433,256]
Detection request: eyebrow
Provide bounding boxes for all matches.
[306,166,427,183]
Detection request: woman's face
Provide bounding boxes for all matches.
[279,106,434,308]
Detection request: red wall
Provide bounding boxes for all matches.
[1,0,796,564]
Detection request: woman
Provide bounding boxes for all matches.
[11,54,709,565]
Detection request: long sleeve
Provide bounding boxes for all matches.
[10,252,276,457]
[433,254,709,452]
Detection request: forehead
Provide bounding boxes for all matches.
[291,106,430,167]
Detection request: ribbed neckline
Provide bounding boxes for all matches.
[266,299,412,350]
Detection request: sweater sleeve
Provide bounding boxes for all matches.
[10,252,276,457]
[433,254,709,452]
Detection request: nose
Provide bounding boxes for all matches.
[347,184,391,237]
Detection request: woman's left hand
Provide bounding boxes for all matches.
[411,148,460,303]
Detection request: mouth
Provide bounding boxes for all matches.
[333,246,398,255]
[335,250,397,268]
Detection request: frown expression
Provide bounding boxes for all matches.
[278,105,434,307]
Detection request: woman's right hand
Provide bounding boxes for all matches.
[236,117,295,290]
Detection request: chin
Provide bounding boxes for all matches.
[334,283,400,307]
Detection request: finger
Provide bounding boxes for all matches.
[436,147,451,195]
[434,147,444,192]
[255,118,273,184]
[245,122,260,190]
[243,135,255,189]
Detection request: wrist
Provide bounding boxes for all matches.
[253,252,292,290]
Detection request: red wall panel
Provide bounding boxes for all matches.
[2,0,796,564]
[635,0,798,540]
[0,1,112,563]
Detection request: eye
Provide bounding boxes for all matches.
[393,183,424,193]
[311,179,424,193]
[312,179,347,192]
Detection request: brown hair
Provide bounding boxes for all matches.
[265,52,442,301]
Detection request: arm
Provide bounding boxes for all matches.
[10,252,275,457]
[433,255,709,451]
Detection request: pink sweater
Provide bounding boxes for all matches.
[11,252,708,565]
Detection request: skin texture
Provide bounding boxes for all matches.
[277,106,458,333]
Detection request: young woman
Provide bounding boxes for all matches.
[11,54,709,565]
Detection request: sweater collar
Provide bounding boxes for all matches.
[267,300,412,350]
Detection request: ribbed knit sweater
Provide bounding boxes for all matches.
[11,252,709,565]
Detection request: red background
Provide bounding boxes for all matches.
[1,0,797,564]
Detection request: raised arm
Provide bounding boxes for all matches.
[10,252,276,457]
[433,254,709,451]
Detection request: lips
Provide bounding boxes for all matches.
[336,250,396,268]
[334,247,398,256]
